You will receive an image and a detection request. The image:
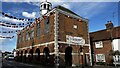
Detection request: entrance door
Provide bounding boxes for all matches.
[24,50,27,62]
[35,48,40,61]
[65,47,72,66]
[43,47,50,65]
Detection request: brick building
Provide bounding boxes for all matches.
[16,1,91,66]
[90,21,120,65]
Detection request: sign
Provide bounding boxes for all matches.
[66,35,85,45]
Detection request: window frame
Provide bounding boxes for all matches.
[36,23,40,37]
[95,41,103,48]
[73,24,77,29]
[96,54,106,62]
[26,31,29,41]
[30,27,34,39]
[44,17,50,34]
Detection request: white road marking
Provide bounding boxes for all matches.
[19,62,35,66]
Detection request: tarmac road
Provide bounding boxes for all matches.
[1,59,50,68]
[1,59,119,68]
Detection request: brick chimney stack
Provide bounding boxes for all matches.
[105,21,114,29]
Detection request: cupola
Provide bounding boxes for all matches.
[40,0,52,16]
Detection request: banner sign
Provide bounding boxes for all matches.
[66,35,85,45]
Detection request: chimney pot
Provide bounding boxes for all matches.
[105,21,114,29]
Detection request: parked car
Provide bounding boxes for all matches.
[6,54,14,60]
[0,51,2,68]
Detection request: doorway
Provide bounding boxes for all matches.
[65,46,72,66]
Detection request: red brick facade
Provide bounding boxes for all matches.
[16,6,90,66]
[90,22,120,65]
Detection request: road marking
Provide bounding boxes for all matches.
[19,63,35,66]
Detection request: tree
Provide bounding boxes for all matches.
[114,50,120,55]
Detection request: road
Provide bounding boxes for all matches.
[1,59,119,68]
[1,60,52,68]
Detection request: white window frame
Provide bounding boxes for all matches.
[73,25,77,29]
[95,41,103,48]
[96,54,106,62]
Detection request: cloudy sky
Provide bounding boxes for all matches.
[0,0,120,52]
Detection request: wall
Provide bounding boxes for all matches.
[112,39,120,51]
[92,40,113,65]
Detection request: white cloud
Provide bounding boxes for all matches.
[22,12,36,18]
[0,34,15,44]
[61,3,71,9]
[0,16,24,23]
[0,37,16,52]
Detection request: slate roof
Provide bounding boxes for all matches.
[54,5,80,17]
[90,26,120,42]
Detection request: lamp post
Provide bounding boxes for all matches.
[80,46,84,68]
[78,38,85,68]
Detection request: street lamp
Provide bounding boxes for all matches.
[78,38,85,68]
[80,46,84,68]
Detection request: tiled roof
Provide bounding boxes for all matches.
[90,26,120,42]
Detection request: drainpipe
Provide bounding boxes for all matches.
[54,10,59,67]
[87,20,93,66]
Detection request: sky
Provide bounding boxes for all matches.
[0,0,120,52]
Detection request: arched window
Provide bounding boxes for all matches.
[47,4,49,10]
[36,23,40,36]
[44,4,46,9]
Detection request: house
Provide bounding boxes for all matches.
[16,1,91,66]
[90,21,120,65]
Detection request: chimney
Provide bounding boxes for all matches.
[105,21,114,29]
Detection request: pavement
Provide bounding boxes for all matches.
[1,59,120,68]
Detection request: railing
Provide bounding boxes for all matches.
[113,55,120,65]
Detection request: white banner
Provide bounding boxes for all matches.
[66,35,85,45]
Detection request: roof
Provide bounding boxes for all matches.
[54,5,79,17]
[90,26,120,42]
[18,5,87,34]
[44,5,88,22]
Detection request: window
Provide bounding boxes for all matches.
[36,23,40,36]
[44,17,50,34]
[44,4,46,9]
[26,31,29,40]
[30,27,34,39]
[73,25,77,29]
[113,55,120,62]
[96,54,105,62]
[47,4,49,10]
[95,41,103,48]
[19,34,22,43]
[21,33,24,41]
[18,35,21,43]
